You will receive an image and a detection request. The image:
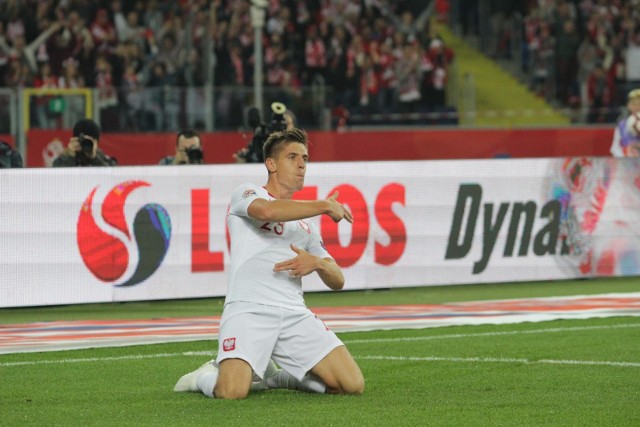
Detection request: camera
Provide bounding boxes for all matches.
[78,135,94,155]
[269,102,288,133]
[236,102,289,163]
[185,146,204,164]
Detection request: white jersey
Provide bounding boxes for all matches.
[225,183,332,309]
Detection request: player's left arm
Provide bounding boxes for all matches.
[273,244,345,290]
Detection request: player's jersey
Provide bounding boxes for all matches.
[225,183,332,309]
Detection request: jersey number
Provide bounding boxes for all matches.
[260,222,284,235]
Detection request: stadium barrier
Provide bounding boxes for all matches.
[21,126,614,167]
[1,157,638,308]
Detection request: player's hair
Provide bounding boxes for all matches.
[263,128,308,160]
[176,129,200,146]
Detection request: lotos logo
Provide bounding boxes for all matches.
[77,181,171,286]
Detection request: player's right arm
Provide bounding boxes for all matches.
[248,192,353,223]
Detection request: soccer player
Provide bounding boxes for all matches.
[610,88,640,157]
[174,128,365,399]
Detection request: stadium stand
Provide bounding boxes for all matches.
[0,0,457,131]
[449,0,640,124]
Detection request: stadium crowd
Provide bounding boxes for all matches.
[0,0,454,131]
[487,0,640,123]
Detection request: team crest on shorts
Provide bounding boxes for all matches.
[223,337,236,351]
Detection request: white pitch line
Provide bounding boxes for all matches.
[342,322,640,344]
[2,323,639,368]
[357,355,640,368]
[0,351,214,367]
[2,350,639,369]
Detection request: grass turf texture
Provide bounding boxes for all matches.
[1,277,639,425]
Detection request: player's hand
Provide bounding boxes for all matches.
[273,244,319,278]
[174,149,189,164]
[325,191,353,223]
[67,137,80,156]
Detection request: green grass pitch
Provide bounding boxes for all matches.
[1,277,639,426]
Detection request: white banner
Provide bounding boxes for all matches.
[1,158,639,307]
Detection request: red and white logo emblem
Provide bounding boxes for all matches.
[223,337,236,352]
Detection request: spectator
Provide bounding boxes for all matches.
[529,23,555,100]
[586,63,615,123]
[625,29,640,84]
[357,53,380,114]
[303,24,327,85]
[325,25,353,110]
[121,63,145,130]
[112,1,146,46]
[396,42,422,113]
[32,62,59,129]
[93,54,118,130]
[577,35,600,114]
[146,60,179,131]
[58,58,86,128]
[52,118,116,167]
[159,129,204,165]
[377,38,397,114]
[423,38,454,110]
[90,8,117,52]
[555,19,581,104]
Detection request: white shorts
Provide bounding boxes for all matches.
[216,301,343,381]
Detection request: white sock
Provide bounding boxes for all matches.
[266,370,326,394]
[196,371,218,398]
[250,379,268,392]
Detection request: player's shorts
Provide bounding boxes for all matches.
[216,301,343,381]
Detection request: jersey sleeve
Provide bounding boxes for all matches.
[229,183,264,218]
[306,222,333,260]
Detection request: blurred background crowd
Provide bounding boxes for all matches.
[0,0,638,133]
[457,0,640,123]
[0,0,454,132]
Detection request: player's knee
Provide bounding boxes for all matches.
[332,371,364,395]
[342,374,365,395]
[214,382,250,400]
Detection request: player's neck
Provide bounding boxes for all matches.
[264,180,294,200]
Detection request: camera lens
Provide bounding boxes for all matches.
[185,147,203,164]
[78,136,93,154]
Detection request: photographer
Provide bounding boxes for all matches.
[0,141,23,168]
[159,129,204,165]
[52,119,116,167]
[234,102,295,163]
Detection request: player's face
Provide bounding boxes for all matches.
[628,98,640,114]
[275,142,308,191]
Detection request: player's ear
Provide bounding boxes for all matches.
[266,158,276,173]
